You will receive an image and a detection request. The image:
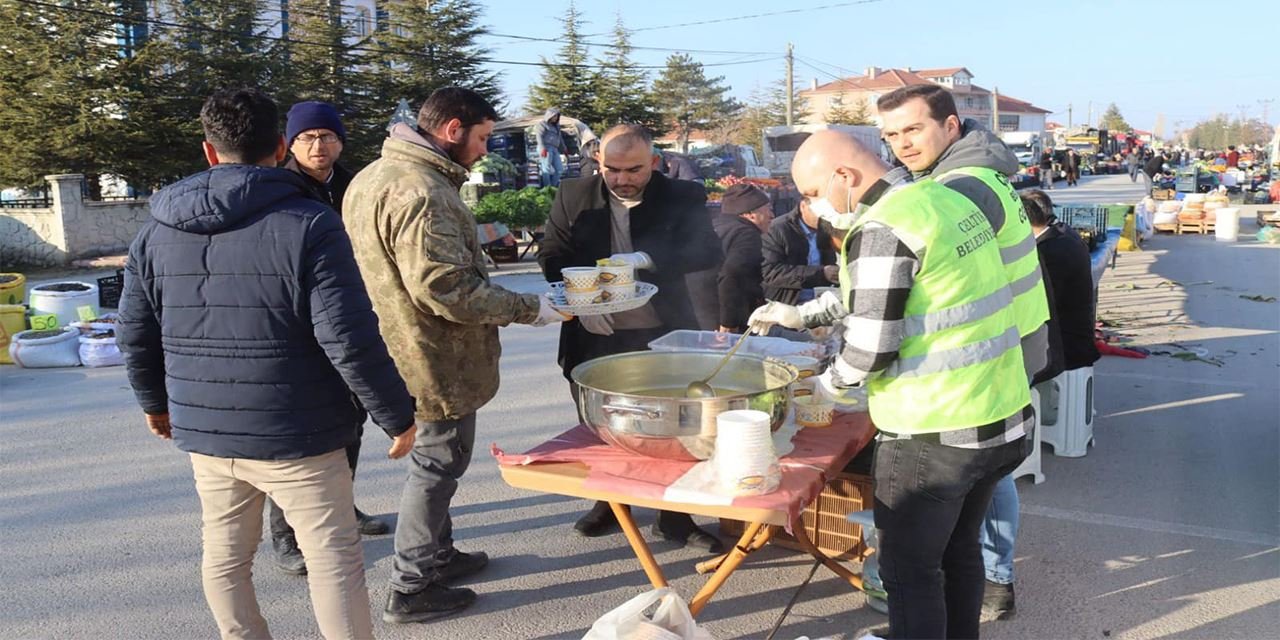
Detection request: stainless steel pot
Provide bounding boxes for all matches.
[571,350,798,461]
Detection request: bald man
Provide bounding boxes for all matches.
[538,124,725,551]
[748,130,1031,639]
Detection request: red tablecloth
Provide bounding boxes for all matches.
[492,412,876,530]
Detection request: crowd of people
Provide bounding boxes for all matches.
[114,81,1103,639]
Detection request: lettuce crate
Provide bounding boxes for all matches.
[719,471,872,561]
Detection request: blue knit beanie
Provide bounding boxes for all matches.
[286,101,346,145]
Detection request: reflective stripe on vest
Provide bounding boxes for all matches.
[937,166,1050,338]
[844,180,1029,433]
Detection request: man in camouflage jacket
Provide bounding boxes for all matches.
[344,87,567,623]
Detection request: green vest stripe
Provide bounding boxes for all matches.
[903,285,1013,336]
[937,166,1050,339]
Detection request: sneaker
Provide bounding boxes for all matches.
[355,507,390,536]
[437,550,489,583]
[272,534,307,576]
[382,584,476,624]
[980,580,1016,621]
[649,521,725,554]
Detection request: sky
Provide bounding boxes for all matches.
[473,0,1279,136]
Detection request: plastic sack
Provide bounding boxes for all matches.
[9,327,81,368]
[78,333,124,368]
[582,588,714,640]
[1258,226,1280,245]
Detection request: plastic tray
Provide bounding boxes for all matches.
[547,282,658,316]
[648,329,829,360]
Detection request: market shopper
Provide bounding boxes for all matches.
[1126,151,1141,182]
[538,123,725,552]
[1039,148,1055,189]
[711,183,772,333]
[535,107,569,186]
[1064,148,1081,186]
[343,87,569,624]
[878,83,1055,623]
[747,129,1031,639]
[264,100,387,578]
[117,88,418,640]
[762,196,839,305]
[1022,190,1100,371]
[1142,152,1167,196]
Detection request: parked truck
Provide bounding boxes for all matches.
[762,124,887,177]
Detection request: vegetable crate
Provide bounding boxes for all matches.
[719,471,872,561]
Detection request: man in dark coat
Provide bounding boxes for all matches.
[539,124,724,551]
[116,88,417,640]
[761,197,839,305]
[272,100,386,574]
[711,183,772,332]
[1022,190,1100,370]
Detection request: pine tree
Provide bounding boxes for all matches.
[376,0,503,117]
[591,16,659,133]
[277,0,383,167]
[1099,103,1131,132]
[650,54,740,153]
[0,0,135,191]
[527,2,599,129]
[827,92,873,125]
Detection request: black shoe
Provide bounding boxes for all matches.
[383,584,476,624]
[355,507,390,536]
[272,534,307,576]
[438,550,489,583]
[981,579,1016,621]
[650,514,726,554]
[573,501,620,537]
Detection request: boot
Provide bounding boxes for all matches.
[980,579,1016,621]
[355,507,390,536]
[573,501,620,537]
[272,534,307,576]
[437,550,489,583]
[651,511,725,554]
[383,584,476,624]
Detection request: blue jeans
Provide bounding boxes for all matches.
[540,151,563,186]
[981,473,1019,585]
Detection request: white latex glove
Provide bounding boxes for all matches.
[578,313,614,336]
[607,251,654,270]
[747,301,803,336]
[527,297,571,327]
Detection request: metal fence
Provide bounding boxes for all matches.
[0,197,53,209]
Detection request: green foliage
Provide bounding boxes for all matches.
[827,92,873,126]
[651,54,741,154]
[472,186,558,229]
[376,0,503,117]
[527,2,599,129]
[1186,115,1273,150]
[1099,103,1131,133]
[471,154,518,176]
[591,16,660,133]
[729,77,809,155]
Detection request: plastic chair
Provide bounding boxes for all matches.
[1011,387,1044,483]
[1039,366,1095,458]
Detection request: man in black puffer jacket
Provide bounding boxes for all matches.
[117,88,416,640]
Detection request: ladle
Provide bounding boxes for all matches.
[685,330,754,398]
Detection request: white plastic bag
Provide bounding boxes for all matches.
[9,327,82,368]
[78,333,124,368]
[583,588,714,640]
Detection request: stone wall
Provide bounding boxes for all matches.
[0,174,150,269]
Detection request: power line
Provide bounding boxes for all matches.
[21,1,779,71]
[582,0,890,36]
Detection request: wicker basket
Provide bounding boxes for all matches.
[719,471,873,560]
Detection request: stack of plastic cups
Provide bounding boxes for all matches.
[713,409,781,496]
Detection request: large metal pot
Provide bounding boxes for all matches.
[571,350,798,461]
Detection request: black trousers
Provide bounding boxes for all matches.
[268,425,362,539]
[873,436,1028,640]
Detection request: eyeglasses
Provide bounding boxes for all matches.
[296,133,340,146]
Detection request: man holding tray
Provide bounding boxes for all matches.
[539,123,725,551]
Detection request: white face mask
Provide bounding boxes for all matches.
[809,171,858,230]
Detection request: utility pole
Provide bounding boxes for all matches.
[1067,103,1073,129]
[785,43,794,127]
[1087,101,1092,128]
[1260,98,1275,125]
[992,86,1000,132]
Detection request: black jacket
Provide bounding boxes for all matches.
[1036,223,1101,371]
[539,172,723,375]
[1143,155,1165,178]
[284,157,354,215]
[761,208,837,305]
[711,214,765,330]
[116,164,415,460]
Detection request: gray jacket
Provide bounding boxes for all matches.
[919,119,1051,384]
[535,108,566,154]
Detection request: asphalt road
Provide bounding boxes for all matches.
[2,174,1277,639]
